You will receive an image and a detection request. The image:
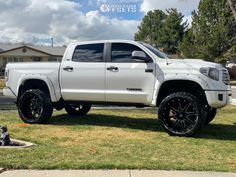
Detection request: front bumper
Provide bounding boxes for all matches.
[205,90,231,108]
[3,87,17,99]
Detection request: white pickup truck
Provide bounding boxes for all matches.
[3,40,231,136]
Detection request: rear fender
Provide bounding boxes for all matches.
[17,74,60,102]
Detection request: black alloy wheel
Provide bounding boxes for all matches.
[17,89,53,124]
[65,103,91,116]
[158,92,205,136]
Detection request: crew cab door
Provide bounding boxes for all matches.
[60,43,106,101]
[105,42,155,104]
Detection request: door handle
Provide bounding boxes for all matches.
[145,69,153,73]
[107,66,118,71]
[63,66,74,71]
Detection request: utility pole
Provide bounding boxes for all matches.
[51,37,54,47]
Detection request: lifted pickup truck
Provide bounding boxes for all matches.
[3,40,231,136]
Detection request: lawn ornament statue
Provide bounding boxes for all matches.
[0,126,11,146]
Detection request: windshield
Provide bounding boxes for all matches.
[140,42,169,59]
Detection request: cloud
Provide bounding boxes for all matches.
[183,15,193,27]
[0,0,139,45]
[140,0,200,15]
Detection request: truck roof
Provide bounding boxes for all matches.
[70,39,138,46]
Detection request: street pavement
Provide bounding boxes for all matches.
[0,170,236,177]
[0,89,15,104]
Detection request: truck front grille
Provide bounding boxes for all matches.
[222,69,230,85]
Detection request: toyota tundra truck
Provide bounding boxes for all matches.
[3,40,232,136]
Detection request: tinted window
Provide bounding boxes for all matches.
[72,43,104,62]
[111,43,144,62]
[140,42,168,59]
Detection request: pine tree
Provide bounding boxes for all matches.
[135,10,166,47]
[179,0,236,62]
[135,9,187,54]
[161,9,187,54]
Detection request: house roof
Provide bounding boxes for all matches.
[0,44,66,56]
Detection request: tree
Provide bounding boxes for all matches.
[160,9,187,54]
[135,9,187,54]
[227,0,236,20]
[179,0,236,61]
[178,28,196,58]
[216,45,236,63]
[135,10,166,47]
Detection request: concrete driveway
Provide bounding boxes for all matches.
[0,89,15,104]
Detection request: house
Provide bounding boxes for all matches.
[0,44,66,76]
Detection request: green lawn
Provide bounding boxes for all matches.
[0,104,16,110]
[0,106,235,172]
[0,79,5,89]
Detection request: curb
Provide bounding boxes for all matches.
[0,170,236,177]
[0,139,34,149]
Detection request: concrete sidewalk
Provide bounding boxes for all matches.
[0,170,236,177]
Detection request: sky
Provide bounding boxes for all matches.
[0,0,200,46]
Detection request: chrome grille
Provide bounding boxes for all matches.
[222,69,230,85]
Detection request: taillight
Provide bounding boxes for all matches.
[5,68,9,82]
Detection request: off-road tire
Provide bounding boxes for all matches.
[65,103,91,117]
[158,92,205,137]
[17,89,53,124]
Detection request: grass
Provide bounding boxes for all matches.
[0,106,235,172]
[0,104,17,110]
[0,79,5,89]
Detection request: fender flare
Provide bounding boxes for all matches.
[17,74,59,102]
[151,73,210,105]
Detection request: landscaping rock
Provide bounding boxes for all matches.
[0,126,11,146]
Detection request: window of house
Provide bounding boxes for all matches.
[8,57,13,62]
[3,57,7,67]
[48,57,58,62]
[32,57,42,62]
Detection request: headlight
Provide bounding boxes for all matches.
[208,68,219,81]
[200,67,219,81]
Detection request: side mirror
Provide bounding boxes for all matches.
[132,51,150,62]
